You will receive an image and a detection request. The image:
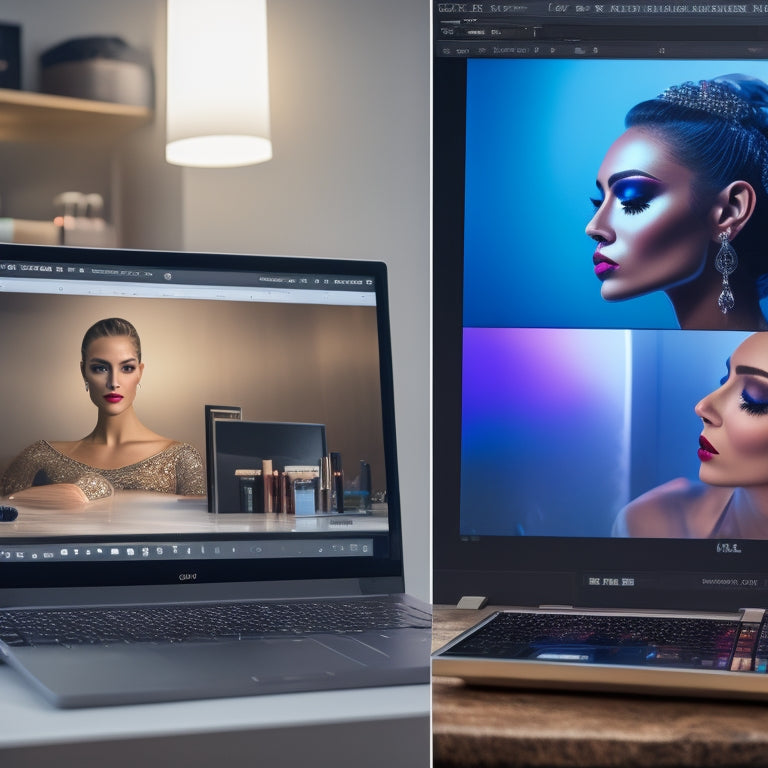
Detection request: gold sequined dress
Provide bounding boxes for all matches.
[0,440,206,500]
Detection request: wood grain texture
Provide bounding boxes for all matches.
[433,605,768,768]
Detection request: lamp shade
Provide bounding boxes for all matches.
[166,0,272,167]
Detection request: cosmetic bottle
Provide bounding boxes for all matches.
[360,460,372,511]
[235,469,263,513]
[331,452,344,514]
[285,466,320,516]
[262,459,273,514]
[273,470,282,514]
[318,456,332,513]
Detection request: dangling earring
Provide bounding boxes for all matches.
[84,382,89,392]
[715,229,738,314]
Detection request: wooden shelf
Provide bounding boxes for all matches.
[0,88,152,144]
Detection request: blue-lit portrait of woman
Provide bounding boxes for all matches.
[459,327,756,539]
[463,60,768,330]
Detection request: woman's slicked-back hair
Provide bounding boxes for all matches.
[81,318,142,362]
[625,75,768,273]
[625,99,767,201]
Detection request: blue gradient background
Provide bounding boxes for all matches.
[463,58,768,329]
[460,328,749,537]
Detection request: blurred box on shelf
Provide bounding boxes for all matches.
[40,36,152,107]
[0,23,21,90]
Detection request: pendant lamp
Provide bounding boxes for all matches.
[166,0,272,167]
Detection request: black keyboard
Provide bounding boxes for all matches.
[443,611,750,671]
[0,598,431,648]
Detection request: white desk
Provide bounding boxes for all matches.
[0,492,389,537]
[0,665,429,767]
[0,493,426,765]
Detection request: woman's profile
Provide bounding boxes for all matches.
[586,74,768,330]
[614,332,768,539]
[0,318,205,506]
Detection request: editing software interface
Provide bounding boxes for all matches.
[433,2,768,604]
[0,251,396,577]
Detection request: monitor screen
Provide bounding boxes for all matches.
[433,3,768,608]
[0,244,403,588]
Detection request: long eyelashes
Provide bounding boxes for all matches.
[739,389,768,416]
[620,200,650,215]
[612,178,658,215]
[719,362,768,415]
[88,365,136,374]
[590,176,662,215]
[716,360,768,415]
[589,197,649,215]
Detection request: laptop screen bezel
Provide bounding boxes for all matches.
[0,243,404,591]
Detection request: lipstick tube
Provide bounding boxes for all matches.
[331,451,344,514]
[262,459,273,514]
[318,456,332,513]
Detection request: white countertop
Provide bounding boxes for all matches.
[0,664,429,766]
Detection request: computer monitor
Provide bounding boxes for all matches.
[433,3,768,608]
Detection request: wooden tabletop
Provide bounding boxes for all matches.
[432,605,768,768]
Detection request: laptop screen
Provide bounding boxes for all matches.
[433,4,768,608]
[0,244,403,589]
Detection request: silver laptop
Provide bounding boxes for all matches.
[0,242,430,708]
[432,4,768,700]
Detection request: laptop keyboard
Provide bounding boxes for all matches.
[0,599,431,648]
[442,611,766,672]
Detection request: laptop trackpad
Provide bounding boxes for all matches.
[11,635,391,706]
[245,635,387,682]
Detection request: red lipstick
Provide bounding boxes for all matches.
[698,435,718,462]
[104,394,123,403]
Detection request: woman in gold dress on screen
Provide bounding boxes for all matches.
[0,317,205,506]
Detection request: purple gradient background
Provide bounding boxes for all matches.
[459,328,748,538]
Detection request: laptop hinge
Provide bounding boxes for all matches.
[741,608,766,623]
[456,595,488,609]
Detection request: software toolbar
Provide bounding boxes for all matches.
[0,537,375,563]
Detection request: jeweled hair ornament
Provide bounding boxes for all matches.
[658,74,768,193]
[659,79,753,124]
[659,74,768,124]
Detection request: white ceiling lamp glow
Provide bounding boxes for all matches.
[166,0,272,168]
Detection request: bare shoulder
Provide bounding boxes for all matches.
[613,479,732,538]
